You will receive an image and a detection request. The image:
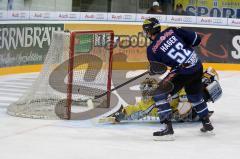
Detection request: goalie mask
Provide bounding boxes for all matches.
[140,78,159,101]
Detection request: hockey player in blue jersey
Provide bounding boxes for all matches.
[142,18,214,138]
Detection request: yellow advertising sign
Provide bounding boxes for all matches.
[64,23,168,63]
[174,0,240,18]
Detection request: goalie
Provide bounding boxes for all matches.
[99,67,222,123]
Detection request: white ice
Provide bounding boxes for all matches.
[0,71,240,159]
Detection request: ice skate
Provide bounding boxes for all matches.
[200,116,214,132]
[199,116,215,136]
[153,121,175,141]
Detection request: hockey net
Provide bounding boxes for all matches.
[7,30,114,120]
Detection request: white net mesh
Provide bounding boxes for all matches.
[7,31,113,119]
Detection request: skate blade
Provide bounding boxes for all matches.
[199,130,216,136]
[153,134,175,141]
[98,117,118,124]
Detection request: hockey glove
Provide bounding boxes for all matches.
[149,62,167,76]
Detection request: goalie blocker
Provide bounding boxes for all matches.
[202,67,222,103]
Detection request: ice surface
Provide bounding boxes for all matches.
[0,71,240,159]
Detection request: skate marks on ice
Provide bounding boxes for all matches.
[0,73,38,109]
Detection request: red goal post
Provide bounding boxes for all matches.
[66,30,114,119]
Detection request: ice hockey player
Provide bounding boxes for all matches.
[99,67,221,124]
[142,17,215,138]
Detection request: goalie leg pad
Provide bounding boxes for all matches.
[126,103,156,120]
[177,101,192,116]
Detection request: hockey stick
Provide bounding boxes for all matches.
[93,62,167,99]
[77,62,167,102]
[75,71,149,104]
[94,70,150,99]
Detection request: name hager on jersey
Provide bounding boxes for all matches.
[147,28,201,74]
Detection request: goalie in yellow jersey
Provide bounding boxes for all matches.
[99,67,222,123]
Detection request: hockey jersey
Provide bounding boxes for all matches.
[147,27,202,74]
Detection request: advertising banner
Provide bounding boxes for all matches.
[166,15,197,24]
[80,12,108,21]
[0,10,240,27]
[1,22,239,70]
[29,11,57,20]
[7,10,29,20]
[175,0,240,18]
[0,24,64,67]
[136,14,166,23]
[227,18,240,26]
[196,16,228,25]
[107,13,136,21]
[65,23,240,64]
[64,23,160,62]
[55,12,80,21]
[182,27,240,63]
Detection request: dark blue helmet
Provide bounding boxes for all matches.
[142,17,161,35]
